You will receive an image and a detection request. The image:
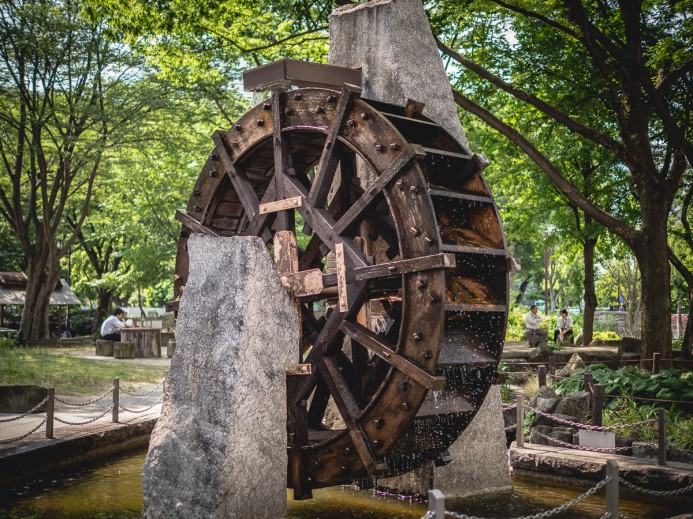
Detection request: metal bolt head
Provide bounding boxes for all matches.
[210,170,218,177]
[192,189,200,196]
[347,119,356,127]
[232,141,240,148]
[341,465,349,474]
[423,234,435,245]
[360,112,369,120]
[256,119,264,126]
[286,108,295,115]
[374,417,384,429]
[373,440,381,448]
[234,124,242,131]
[400,380,410,391]
[402,402,411,411]
[409,185,419,193]
[179,230,189,238]
[413,331,423,341]
[344,447,352,455]
[193,205,202,212]
[262,102,272,110]
[396,179,405,190]
[423,350,433,359]
[390,143,400,150]
[327,94,337,103]
[374,144,384,152]
[294,93,303,100]
[410,226,421,236]
[416,279,426,289]
[315,106,325,114]
[428,292,439,303]
[211,153,219,160]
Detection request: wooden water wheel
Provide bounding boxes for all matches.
[172,84,509,498]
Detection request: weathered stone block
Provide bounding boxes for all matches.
[95,340,114,356]
[113,342,135,359]
[166,339,176,358]
[0,385,48,413]
[142,235,299,519]
[555,391,590,423]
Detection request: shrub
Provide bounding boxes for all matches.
[592,330,621,341]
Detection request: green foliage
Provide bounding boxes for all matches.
[592,330,621,341]
[553,365,693,407]
[0,336,20,350]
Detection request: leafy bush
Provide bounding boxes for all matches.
[0,336,19,349]
[673,337,684,351]
[592,330,621,341]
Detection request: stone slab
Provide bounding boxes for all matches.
[142,235,299,519]
[0,385,48,414]
[330,0,470,150]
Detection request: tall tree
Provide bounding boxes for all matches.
[0,0,164,340]
[433,1,692,362]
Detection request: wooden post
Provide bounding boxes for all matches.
[112,378,119,423]
[592,384,604,427]
[548,356,556,384]
[605,460,619,518]
[538,365,547,387]
[516,394,524,448]
[428,489,445,518]
[46,387,55,439]
[584,372,594,395]
[658,408,666,466]
[652,352,660,374]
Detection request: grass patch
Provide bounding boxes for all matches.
[0,347,167,395]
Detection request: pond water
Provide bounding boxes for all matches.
[0,448,688,519]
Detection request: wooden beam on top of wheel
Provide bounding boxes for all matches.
[243,58,362,92]
[340,320,446,391]
[319,356,387,476]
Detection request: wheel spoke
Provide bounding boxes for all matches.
[272,89,295,232]
[308,85,359,208]
[245,180,276,239]
[319,357,385,475]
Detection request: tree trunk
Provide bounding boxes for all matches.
[582,237,597,345]
[20,254,61,342]
[95,288,113,334]
[632,212,673,366]
[514,275,531,306]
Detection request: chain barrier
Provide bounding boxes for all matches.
[424,476,611,519]
[531,430,632,453]
[119,394,163,414]
[502,403,517,412]
[504,425,516,432]
[54,387,114,407]
[54,404,114,426]
[0,418,47,445]
[526,406,656,432]
[0,396,49,423]
[619,477,693,496]
[667,417,693,435]
[120,378,165,397]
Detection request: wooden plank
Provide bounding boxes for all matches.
[440,244,507,256]
[309,85,359,207]
[340,321,446,391]
[422,147,472,160]
[444,303,507,313]
[320,357,385,475]
[245,180,276,238]
[259,196,302,214]
[428,188,493,204]
[332,147,417,236]
[335,243,349,312]
[211,131,261,221]
[283,269,323,297]
[175,210,219,237]
[405,98,425,118]
[272,89,294,232]
[243,58,362,92]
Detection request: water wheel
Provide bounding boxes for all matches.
[172,85,509,498]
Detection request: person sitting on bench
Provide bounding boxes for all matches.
[553,308,574,345]
[101,308,127,342]
[525,304,548,346]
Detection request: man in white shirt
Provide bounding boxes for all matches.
[554,308,574,345]
[525,304,548,346]
[101,308,127,342]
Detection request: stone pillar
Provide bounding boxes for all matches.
[330,0,469,150]
[330,0,510,498]
[142,235,299,519]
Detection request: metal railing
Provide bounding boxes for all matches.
[0,374,167,445]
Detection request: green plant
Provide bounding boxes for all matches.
[592,330,621,341]
[673,337,684,351]
[0,336,19,349]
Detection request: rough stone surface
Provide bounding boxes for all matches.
[632,441,693,464]
[563,353,586,372]
[574,333,584,347]
[528,385,558,408]
[95,340,114,356]
[620,336,642,353]
[166,339,176,358]
[534,396,560,414]
[113,342,135,358]
[141,235,299,519]
[555,391,590,423]
[527,343,552,362]
[434,386,512,498]
[330,0,470,150]
[0,385,48,413]
[377,462,434,495]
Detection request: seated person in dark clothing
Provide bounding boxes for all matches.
[553,308,574,345]
[101,308,126,342]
